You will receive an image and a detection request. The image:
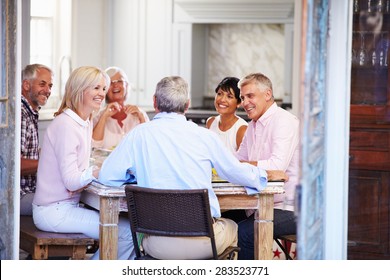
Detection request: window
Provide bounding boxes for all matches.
[29,0,71,112]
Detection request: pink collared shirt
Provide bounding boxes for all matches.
[236,103,300,210]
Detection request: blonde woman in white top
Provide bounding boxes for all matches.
[92,67,149,150]
[206,77,248,154]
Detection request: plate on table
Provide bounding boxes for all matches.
[211,168,229,183]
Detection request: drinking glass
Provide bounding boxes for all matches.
[377,0,383,12]
[379,32,388,66]
[359,32,368,66]
[352,32,360,66]
[353,0,359,13]
[370,33,378,66]
[368,0,373,13]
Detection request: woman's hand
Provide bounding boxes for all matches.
[123,104,140,115]
[68,167,100,198]
[68,185,89,197]
[123,105,146,123]
[103,102,122,117]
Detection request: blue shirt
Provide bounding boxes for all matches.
[98,112,267,217]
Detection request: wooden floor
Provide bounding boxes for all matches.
[20,240,296,260]
[19,249,95,260]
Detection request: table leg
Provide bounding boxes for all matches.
[254,193,274,260]
[99,196,119,260]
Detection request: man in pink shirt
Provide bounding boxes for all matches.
[235,72,299,259]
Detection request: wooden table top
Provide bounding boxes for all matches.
[85,180,285,197]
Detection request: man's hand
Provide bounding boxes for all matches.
[266,170,289,182]
[92,166,100,179]
[239,160,289,182]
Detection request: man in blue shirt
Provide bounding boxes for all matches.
[98,76,287,259]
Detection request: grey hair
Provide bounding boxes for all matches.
[22,64,53,81]
[105,66,129,83]
[104,66,130,103]
[238,73,273,97]
[154,76,189,113]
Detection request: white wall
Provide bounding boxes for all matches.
[71,0,108,69]
[103,0,173,108]
[71,0,295,110]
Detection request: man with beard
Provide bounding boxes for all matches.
[20,64,53,215]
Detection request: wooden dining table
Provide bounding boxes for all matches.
[80,181,284,260]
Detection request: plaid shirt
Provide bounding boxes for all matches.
[20,95,40,197]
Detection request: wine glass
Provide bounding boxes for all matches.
[352,49,358,66]
[379,32,389,67]
[352,32,356,65]
[369,33,378,66]
[352,32,360,66]
[353,0,359,14]
[377,0,383,12]
[359,32,368,66]
[368,0,372,13]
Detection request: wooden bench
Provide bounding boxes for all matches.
[20,215,96,260]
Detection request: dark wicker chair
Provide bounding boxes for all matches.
[124,185,240,260]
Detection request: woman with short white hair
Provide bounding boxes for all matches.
[92,66,149,150]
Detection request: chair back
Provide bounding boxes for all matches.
[124,185,218,259]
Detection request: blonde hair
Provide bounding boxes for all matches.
[54,66,110,118]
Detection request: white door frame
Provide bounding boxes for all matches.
[323,0,351,259]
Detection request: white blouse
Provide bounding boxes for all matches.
[208,115,248,154]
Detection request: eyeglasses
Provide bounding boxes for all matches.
[110,79,125,86]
